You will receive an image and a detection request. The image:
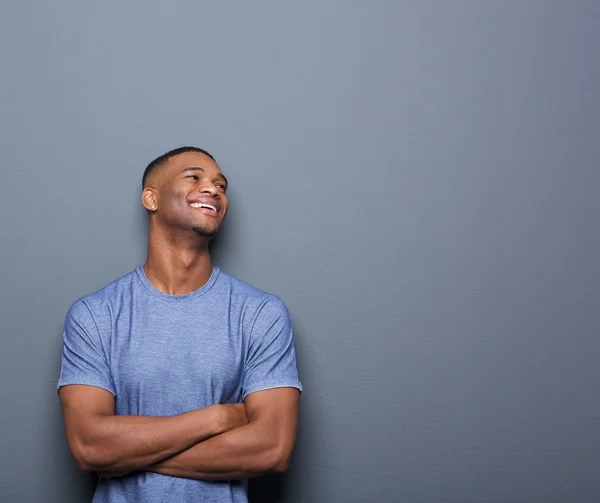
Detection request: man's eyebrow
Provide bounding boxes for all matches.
[181,167,228,185]
[181,166,204,174]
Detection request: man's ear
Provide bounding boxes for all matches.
[142,188,158,211]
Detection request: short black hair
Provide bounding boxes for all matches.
[142,146,216,187]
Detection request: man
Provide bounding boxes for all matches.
[57,147,302,502]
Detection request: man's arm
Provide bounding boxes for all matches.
[148,387,300,480]
[59,384,248,474]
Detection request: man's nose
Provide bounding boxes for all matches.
[200,183,218,196]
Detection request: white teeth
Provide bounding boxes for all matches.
[190,202,217,212]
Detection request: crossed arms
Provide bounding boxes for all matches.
[59,384,300,480]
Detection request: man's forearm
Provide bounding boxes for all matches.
[71,406,229,474]
[148,420,291,480]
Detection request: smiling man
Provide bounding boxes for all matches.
[57,147,302,503]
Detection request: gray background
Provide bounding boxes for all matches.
[1,1,599,502]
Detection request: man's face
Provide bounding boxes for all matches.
[149,151,229,238]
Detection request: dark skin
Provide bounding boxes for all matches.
[59,151,300,480]
[141,151,230,295]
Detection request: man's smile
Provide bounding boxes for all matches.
[188,197,221,216]
[190,202,218,213]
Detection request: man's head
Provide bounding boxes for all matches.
[142,147,229,239]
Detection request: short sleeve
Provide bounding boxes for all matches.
[57,299,116,396]
[242,297,303,400]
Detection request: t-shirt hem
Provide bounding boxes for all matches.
[242,382,303,401]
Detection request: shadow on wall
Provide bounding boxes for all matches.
[249,474,287,503]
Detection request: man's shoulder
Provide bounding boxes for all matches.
[66,268,138,319]
[217,269,289,314]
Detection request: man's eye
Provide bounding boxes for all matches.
[187,175,199,181]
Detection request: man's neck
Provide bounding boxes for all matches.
[143,227,214,296]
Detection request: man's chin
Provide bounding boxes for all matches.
[192,226,218,239]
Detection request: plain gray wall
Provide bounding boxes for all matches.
[1,1,599,502]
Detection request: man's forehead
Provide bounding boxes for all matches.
[162,152,226,181]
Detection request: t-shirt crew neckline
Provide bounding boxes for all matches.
[135,265,220,302]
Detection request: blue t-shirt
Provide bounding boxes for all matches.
[57,266,302,503]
